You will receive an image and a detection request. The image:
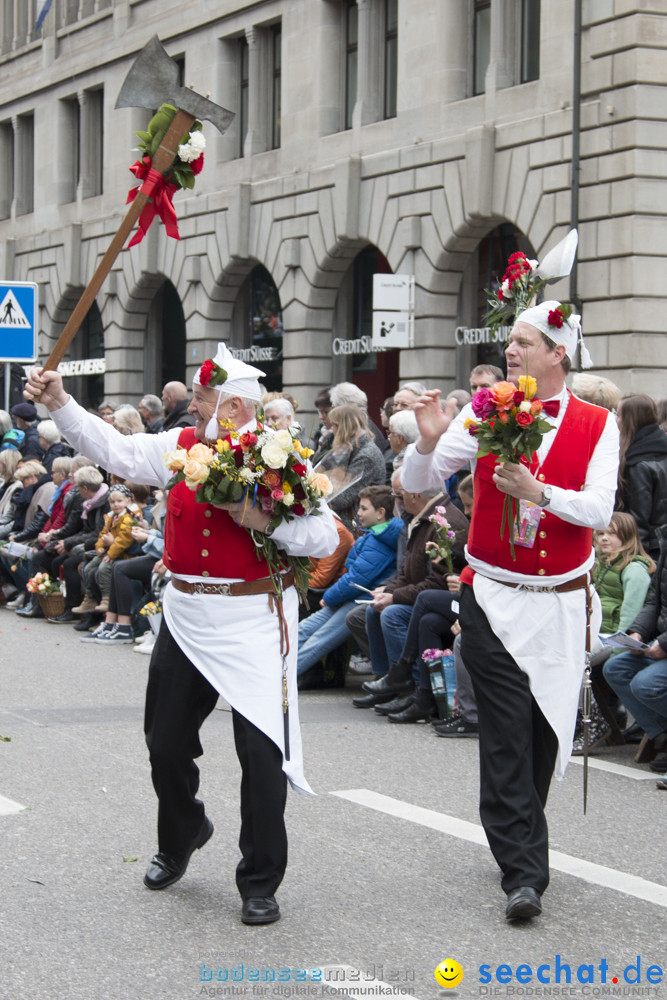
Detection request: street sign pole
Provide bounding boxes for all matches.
[0,280,38,412]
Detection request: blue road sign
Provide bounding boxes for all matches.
[0,281,38,363]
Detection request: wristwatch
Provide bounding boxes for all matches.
[264,520,277,537]
[537,484,553,508]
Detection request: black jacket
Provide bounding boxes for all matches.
[618,423,667,560]
[629,524,667,653]
[64,489,110,551]
[162,399,195,431]
[41,441,72,473]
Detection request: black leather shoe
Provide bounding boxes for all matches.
[387,700,436,723]
[241,895,281,925]
[48,609,76,624]
[505,886,542,920]
[374,694,415,716]
[143,816,214,890]
[362,659,413,695]
[352,691,396,709]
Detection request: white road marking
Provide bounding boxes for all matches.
[568,756,659,780]
[0,793,26,815]
[332,789,667,910]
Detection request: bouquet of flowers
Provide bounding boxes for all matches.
[139,600,163,617]
[426,507,458,574]
[483,229,579,335]
[26,572,61,596]
[422,648,457,720]
[163,422,333,598]
[464,376,554,559]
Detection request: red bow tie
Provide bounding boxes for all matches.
[541,400,560,417]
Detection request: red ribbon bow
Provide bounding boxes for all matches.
[126,156,180,248]
[541,400,560,417]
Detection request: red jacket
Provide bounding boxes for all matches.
[467,393,608,576]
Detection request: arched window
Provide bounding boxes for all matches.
[144,280,186,393]
[231,264,283,391]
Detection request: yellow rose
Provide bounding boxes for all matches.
[163,448,187,471]
[518,375,537,399]
[300,446,314,459]
[463,417,479,431]
[282,481,293,494]
[183,457,212,487]
[216,439,231,453]
[188,443,215,465]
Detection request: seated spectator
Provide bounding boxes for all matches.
[10,402,43,460]
[1,428,24,453]
[352,471,469,709]
[315,405,386,535]
[297,485,402,689]
[616,393,667,562]
[301,514,355,617]
[388,409,419,472]
[603,523,667,764]
[311,388,333,460]
[0,449,21,509]
[82,492,167,645]
[569,513,655,753]
[330,382,386,452]
[572,372,621,412]
[98,401,117,423]
[161,381,195,430]
[469,364,503,394]
[0,409,12,439]
[263,396,297,432]
[113,405,145,436]
[36,420,70,472]
[73,484,136,615]
[393,382,428,412]
[138,395,165,434]
[446,389,471,414]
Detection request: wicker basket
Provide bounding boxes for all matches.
[38,591,66,618]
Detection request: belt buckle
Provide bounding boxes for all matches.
[518,583,556,594]
[219,583,231,596]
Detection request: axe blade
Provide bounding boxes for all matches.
[115,35,234,135]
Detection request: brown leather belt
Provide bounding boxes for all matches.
[493,572,590,594]
[171,571,294,597]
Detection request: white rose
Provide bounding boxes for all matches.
[238,467,257,483]
[261,440,288,469]
[274,429,293,451]
[282,493,295,507]
[501,279,513,299]
[519,400,532,412]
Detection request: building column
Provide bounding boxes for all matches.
[244,25,266,157]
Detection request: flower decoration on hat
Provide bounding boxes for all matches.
[547,303,572,330]
[198,358,228,389]
[484,229,579,336]
[126,104,206,248]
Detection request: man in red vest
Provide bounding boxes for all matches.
[25,345,337,926]
[402,301,619,921]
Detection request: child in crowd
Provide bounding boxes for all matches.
[73,484,136,615]
[572,511,655,753]
[297,484,403,687]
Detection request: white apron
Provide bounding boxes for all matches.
[473,574,602,779]
[163,581,313,795]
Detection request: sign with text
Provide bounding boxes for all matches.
[372,274,414,349]
[0,281,38,362]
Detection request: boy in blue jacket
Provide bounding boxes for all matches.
[297,485,402,681]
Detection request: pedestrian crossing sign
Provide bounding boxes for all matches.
[0,281,38,362]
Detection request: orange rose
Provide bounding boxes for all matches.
[490,381,517,411]
[497,411,509,424]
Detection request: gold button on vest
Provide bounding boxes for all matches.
[538,568,545,575]
[537,473,546,482]
[202,528,210,537]
[539,530,546,539]
[201,549,209,557]
[539,550,547,558]
[205,509,212,518]
[202,570,210,577]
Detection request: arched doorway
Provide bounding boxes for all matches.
[67,300,105,410]
[333,245,399,420]
[230,264,283,391]
[456,223,536,386]
[144,280,186,393]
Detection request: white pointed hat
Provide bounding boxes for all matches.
[193,342,265,401]
[516,300,593,369]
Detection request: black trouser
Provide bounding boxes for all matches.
[109,555,154,616]
[460,584,558,895]
[400,589,458,688]
[144,620,288,899]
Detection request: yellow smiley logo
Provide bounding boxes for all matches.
[435,960,464,988]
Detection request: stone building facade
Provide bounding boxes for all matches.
[0,0,665,422]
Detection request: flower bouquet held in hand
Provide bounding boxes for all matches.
[464,376,554,560]
[162,422,333,598]
[426,507,458,574]
[483,229,579,336]
[422,648,457,720]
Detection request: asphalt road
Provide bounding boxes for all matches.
[1,608,665,1000]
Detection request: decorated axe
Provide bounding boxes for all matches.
[41,36,234,374]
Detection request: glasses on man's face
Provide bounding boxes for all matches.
[391,491,404,499]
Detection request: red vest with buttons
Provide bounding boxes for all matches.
[466,392,608,577]
[162,428,271,580]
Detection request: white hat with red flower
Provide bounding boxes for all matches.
[193,342,265,401]
[516,300,593,369]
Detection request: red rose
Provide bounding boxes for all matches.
[239,431,258,452]
[516,411,535,427]
[513,390,524,407]
[199,359,215,386]
[548,309,564,329]
[292,503,305,516]
[233,450,244,467]
[291,462,306,477]
[292,483,306,501]
[191,152,205,176]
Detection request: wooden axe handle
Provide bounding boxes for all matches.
[41,109,196,374]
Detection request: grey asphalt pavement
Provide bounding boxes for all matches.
[1,608,665,1000]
